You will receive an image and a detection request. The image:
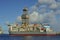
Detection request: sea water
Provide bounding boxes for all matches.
[0,34,60,40]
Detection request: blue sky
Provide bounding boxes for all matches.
[0,0,37,34]
[0,0,60,34]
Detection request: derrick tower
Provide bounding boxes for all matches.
[21,7,29,26]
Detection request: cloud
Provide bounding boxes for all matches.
[49,3,58,9]
[17,16,22,22]
[29,11,39,23]
[38,0,60,9]
[38,0,56,4]
[29,10,56,24]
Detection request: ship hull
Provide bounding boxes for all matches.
[9,32,58,36]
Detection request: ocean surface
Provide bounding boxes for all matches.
[0,34,60,40]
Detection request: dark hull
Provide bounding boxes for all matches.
[9,32,60,36]
[9,34,57,36]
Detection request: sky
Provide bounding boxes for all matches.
[0,0,60,34]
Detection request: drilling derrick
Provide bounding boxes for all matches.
[21,7,29,30]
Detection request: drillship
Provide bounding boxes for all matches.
[7,7,60,36]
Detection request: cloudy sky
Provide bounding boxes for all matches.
[0,0,60,34]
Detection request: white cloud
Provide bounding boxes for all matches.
[38,0,59,9]
[29,11,39,23]
[29,10,56,24]
[49,3,58,9]
[17,16,22,22]
[38,0,56,4]
[39,7,47,13]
